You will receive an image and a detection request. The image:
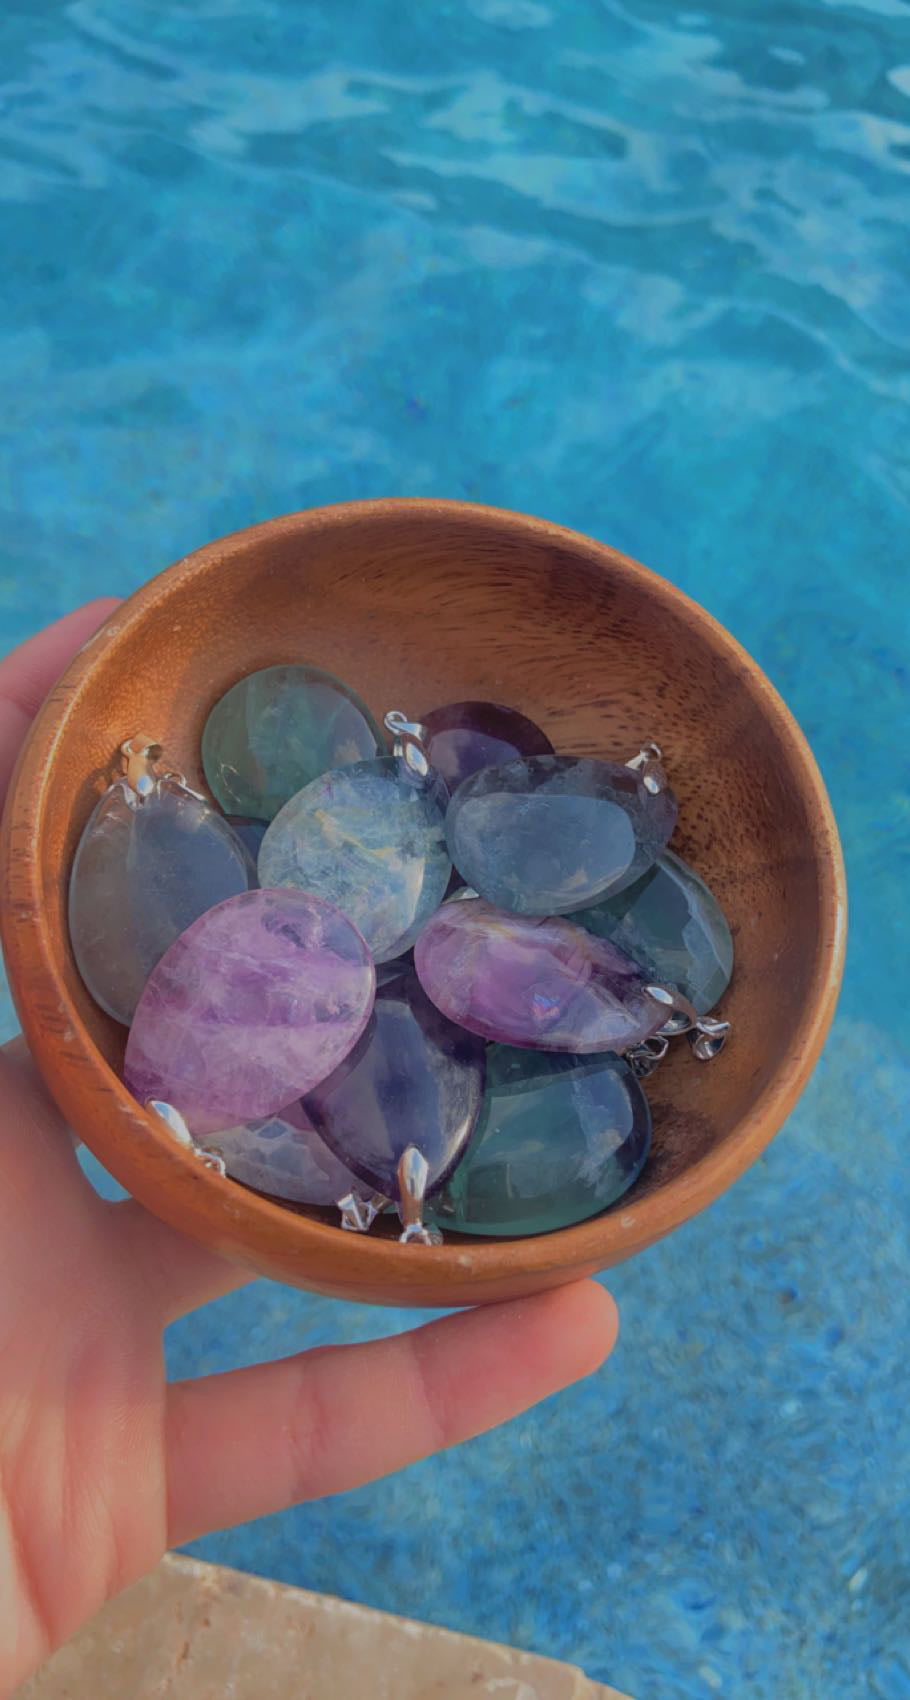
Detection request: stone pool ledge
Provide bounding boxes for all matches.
[15,1553,631,1699]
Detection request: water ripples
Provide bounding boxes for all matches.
[2,0,909,381]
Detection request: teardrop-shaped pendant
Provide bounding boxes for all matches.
[575,848,734,1015]
[304,971,486,1197]
[124,888,376,1136]
[202,664,384,820]
[259,757,452,964]
[414,898,669,1053]
[439,1046,651,1236]
[445,754,677,916]
[69,774,257,1024]
[203,1100,370,1208]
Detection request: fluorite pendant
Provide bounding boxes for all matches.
[439,1046,651,1236]
[575,848,734,1015]
[124,888,375,1136]
[226,816,269,864]
[445,754,677,916]
[202,664,383,821]
[418,700,553,792]
[69,776,257,1024]
[414,897,669,1053]
[304,971,486,1197]
[259,756,452,964]
[202,1100,371,1208]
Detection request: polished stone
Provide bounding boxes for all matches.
[69,778,257,1025]
[226,815,269,865]
[259,756,452,964]
[205,1100,367,1206]
[202,664,383,821]
[124,888,375,1136]
[575,848,734,1014]
[414,898,667,1053]
[305,972,485,1197]
[445,755,677,916]
[420,700,553,792]
[440,1046,651,1236]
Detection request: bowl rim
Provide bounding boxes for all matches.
[0,498,847,1298]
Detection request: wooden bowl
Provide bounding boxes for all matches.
[0,501,846,1308]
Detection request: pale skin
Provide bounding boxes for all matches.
[0,602,619,1697]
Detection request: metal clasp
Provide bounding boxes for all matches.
[625,740,667,796]
[121,735,163,799]
[397,1145,443,1246]
[384,710,432,782]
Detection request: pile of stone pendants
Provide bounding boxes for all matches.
[68,663,733,1246]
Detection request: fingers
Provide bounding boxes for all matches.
[165,1280,618,1544]
[112,1198,252,1324]
[0,1038,249,1319]
[0,598,245,1326]
[0,599,120,804]
[0,1037,85,1177]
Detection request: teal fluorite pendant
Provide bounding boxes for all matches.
[259,757,452,963]
[574,849,733,1015]
[440,1046,651,1236]
[202,664,383,821]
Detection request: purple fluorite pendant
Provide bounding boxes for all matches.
[304,971,486,1197]
[419,700,553,792]
[124,888,376,1136]
[414,897,668,1053]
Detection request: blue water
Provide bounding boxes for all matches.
[2,3,909,1696]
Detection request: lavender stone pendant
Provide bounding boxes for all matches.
[575,848,734,1015]
[419,701,553,792]
[202,664,383,821]
[124,888,375,1136]
[69,777,257,1025]
[203,1100,371,1208]
[415,898,668,1053]
[439,1047,651,1236]
[445,755,677,916]
[259,757,452,964]
[304,971,485,1198]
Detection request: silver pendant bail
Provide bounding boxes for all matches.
[625,740,667,796]
[384,710,432,782]
[338,1191,390,1233]
[397,1145,443,1246]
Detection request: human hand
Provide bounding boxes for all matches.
[0,603,618,1696]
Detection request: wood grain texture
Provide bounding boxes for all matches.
[0,500,846,1307]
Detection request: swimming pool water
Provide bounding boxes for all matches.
[2,3,909,1696]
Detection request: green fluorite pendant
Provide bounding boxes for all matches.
[574,848,733,1015]
[202,664,383,821]
[439,1045,651,1236]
